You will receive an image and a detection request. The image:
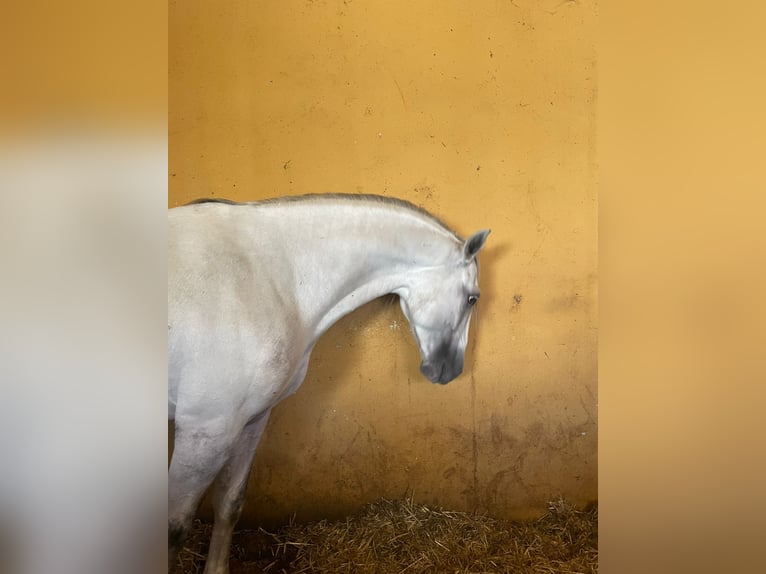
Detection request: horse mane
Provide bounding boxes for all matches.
[185,194,462,240]
[186,197,239,205]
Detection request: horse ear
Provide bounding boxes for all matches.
[463,229,490,261]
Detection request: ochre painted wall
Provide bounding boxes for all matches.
[170,0,596,524]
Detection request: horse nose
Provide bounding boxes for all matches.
[420,361,442,382]
[420,360,463,384]
[441,361,463,384]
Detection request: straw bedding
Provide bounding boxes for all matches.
[177,496,597,574]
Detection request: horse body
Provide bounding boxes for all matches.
[168,195,489,574]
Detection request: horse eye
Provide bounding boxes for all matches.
[467,294,479,306]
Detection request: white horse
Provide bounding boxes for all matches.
[168,194,489,574]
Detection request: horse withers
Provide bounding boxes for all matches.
[168,194,489,574]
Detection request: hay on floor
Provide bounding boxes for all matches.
[177,496,597,574]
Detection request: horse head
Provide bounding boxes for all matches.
[396,229,490,384]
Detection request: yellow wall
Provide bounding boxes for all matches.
[170,0,596,524]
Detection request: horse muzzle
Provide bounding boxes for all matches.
[420,358,463,385]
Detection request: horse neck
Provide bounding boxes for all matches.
[263,202,460,337]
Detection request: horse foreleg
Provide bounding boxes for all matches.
[203,410,271,574]
[168,424,238,573]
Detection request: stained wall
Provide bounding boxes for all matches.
[169,0,597,524]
